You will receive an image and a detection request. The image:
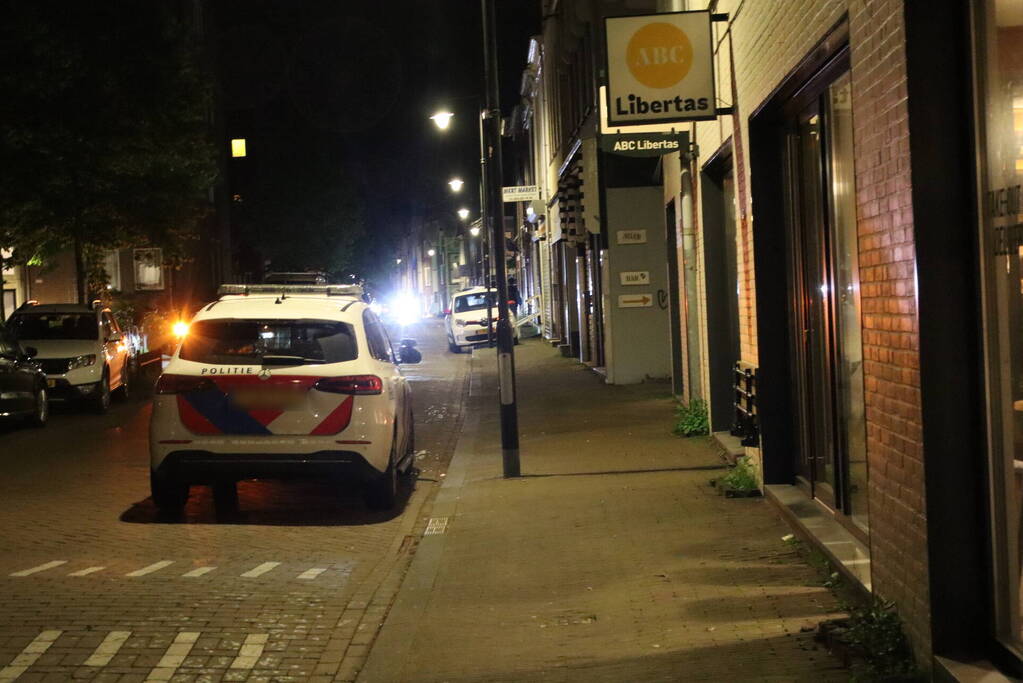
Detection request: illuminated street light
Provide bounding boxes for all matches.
[430,111,454,130]
[448,178,464,192]
[457,208,470,220]
[427,248,436,256]
[396,258,402,265]
[470,225,481,237]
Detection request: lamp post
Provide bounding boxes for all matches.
[480,0,519,478]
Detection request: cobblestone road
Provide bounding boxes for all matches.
[0,319,466,683]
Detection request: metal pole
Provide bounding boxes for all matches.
[481,0,519,478]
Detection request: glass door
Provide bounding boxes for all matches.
[785,67,867,527]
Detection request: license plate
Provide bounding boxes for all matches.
[231,388,306,411]
[46,379,56,388]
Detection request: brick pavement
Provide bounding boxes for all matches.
[360,339,848,682]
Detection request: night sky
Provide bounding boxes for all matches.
[213,0,541,283]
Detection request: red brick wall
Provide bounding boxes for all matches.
[849,0,931,659]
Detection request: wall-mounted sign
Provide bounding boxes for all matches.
[617,229,647,245]
[604,11,716,126]
[618,293,653,308]
[619,271,651,286]
[503,185,541,203]
[600,131,688,157]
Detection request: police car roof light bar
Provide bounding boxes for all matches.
[217,284,366,296]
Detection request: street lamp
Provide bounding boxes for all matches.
[427,248,436,257]
[430,111,454,130]
[448,178,464,192]
[457,208,470,220]
[469,225,480,237]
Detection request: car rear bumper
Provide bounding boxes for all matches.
[154,449,383,484]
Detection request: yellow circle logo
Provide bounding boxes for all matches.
[626,22,693,89]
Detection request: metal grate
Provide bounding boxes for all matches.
[729,363,759,447]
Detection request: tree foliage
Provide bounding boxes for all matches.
[0,1,218,298]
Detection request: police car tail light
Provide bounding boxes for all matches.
[314,375,383,395]
[154,374,216,394]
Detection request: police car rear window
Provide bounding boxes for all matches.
[180,319,357,365]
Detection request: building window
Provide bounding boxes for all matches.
[102,250,121,292]
[133,248,164,291]
[975,0,1023,655]
[3,290,15,320]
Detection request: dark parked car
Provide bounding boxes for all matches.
[0,322,48,427]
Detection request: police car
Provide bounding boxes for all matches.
[149,284,421,512]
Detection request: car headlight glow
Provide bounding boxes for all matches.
[68,354,97,371]
[390,292,420,326]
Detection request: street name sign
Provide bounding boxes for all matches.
[617,229,647,245]
[604,11,716,126]
[618,293,653,308]
[503,185,541,203]
[619,271,650,286]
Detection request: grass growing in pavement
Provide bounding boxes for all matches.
[672,399,709,437]
[784,536,925,682]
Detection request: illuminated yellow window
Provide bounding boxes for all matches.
[231,139,247,158]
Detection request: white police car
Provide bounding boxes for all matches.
[149,284,421,512]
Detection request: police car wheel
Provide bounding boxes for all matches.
[365,448,398,511]
[150,469,189,512]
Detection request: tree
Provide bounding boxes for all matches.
[0,1,218,303]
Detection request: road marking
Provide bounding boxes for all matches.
[84,630,131,667]
[145,631,199,681]
[126,561,174,577]
[297,567,327,580]
[9,560,67,577]
[68,566,105,577]
[229,633,269,669]
[425,517,449,535]
[240,562,281,578]
[0,630,62,681]
[181,566,216,578]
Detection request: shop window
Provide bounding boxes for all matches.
[133,248,164,291]
[976,0,1023,655]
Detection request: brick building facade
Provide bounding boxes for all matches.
[512,0,1023,677]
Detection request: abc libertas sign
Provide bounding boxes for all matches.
[604,11,716,126]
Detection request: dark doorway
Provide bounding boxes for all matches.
[702,144,741,432]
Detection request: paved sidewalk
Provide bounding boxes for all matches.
[360,339,846,682]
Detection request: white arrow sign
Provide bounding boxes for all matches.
[618,293,653,308]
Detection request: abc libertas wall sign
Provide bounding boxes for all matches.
[604,11,716,126]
